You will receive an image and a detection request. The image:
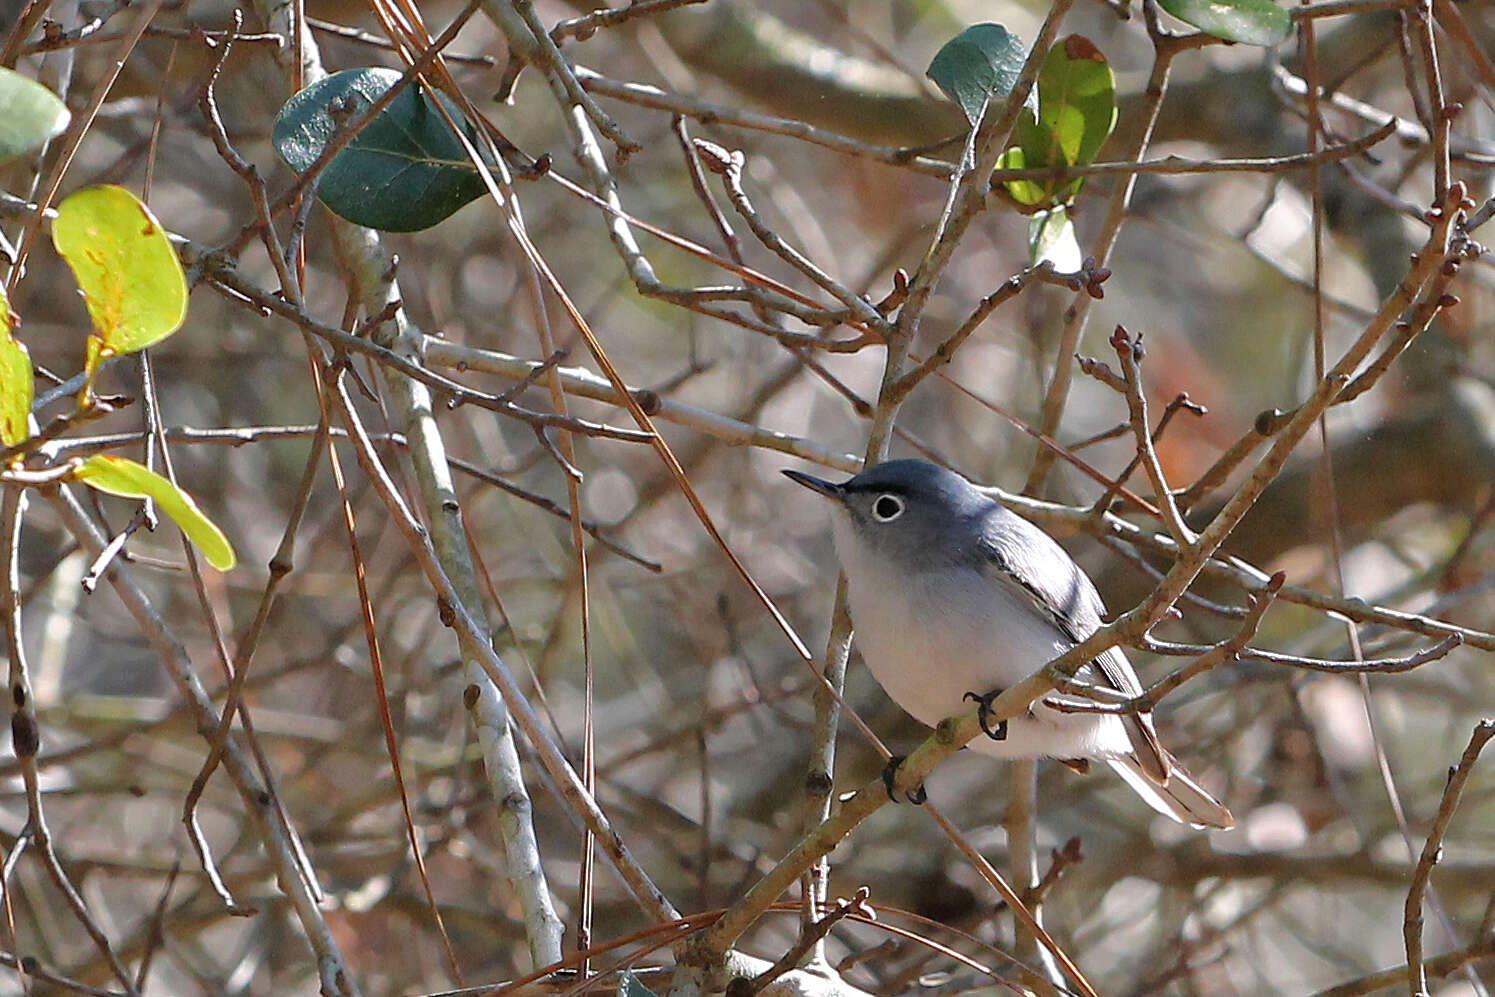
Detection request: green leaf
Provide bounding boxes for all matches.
[926,23,1027,124]
[1157,0,1291,46]
[0,286,32,449]
[1028,207,1082,271]
[273,67,489,232]
[996,142,1048,208]
[1039,37,1117,171]
[997,36,1117,213]
[51,185,189,355]
[0,68,69,164]
[72,455,237,571]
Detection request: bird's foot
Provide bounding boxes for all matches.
[881,755,927,805]
[963,690,1009,741]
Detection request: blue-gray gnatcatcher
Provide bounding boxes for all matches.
[784,459,1234,830]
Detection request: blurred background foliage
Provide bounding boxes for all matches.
[1,0,1493,994]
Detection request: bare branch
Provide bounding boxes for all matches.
[1404,719,1495,997]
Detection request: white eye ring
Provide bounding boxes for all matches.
[872,494,904,522]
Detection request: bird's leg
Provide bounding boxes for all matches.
[963,690,1009,741]
[881,755,927,805]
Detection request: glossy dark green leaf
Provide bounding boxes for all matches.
[1157,0,1291,46]
[273,67,489,232]
[0,67,69,164]
[997,36,1116,212]
[51,185,189,355]
[926,23,1027,124]
[73,455,237,570]
[0,285,31,448]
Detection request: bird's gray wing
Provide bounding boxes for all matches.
[975,505,1169,778]
[973,504,1111,650]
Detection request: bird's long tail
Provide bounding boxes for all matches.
[1108,752,1234,829]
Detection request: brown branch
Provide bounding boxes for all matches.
[888,260,1110,403]
[1087,392,1205,519]
[578,68,955,177]
[990,117,1398,183]
[1311,935,1495,997]
[1023,3,1213,494]
[1292,0,1417,18]
[1111,326,1194,548]
[202,266,655,442]
[305,16,494,64]
[1404,719,1495,997]
[1048,573,1284,715]
[551,0,707,43]
[1021,837,1084,908]
[18,23,283,55]
[1146,633,1463,674]
[1003,487,1495,650]
[726,889,873,997]
[501,0,640,156]
[692,139,889,331]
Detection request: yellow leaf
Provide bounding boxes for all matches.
[73,455,237,570]
[51,186,188,354]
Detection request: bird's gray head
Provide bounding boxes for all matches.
[783,459,995,570]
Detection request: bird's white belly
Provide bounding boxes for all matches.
[838,533,1132,760]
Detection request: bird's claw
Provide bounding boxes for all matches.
[882,754,927,805]
[963,690,1009,741]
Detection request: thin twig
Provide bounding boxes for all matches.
[203,266,655,442]
[551,0,707,43]
[888,260,1110,403]
[46,484,358,994]
[692,139,889,332]
[1310,936,1495,997]
[1292,0,1416,18]
[1111,326,1194,547]
[577,69,955,177]
[726,889,873,997]
[306,15,493,64]
[323,371,679,925]
[423,339,860,471]
[1048,573,1284,715]
[1403,719,1495,997]
[1023,3,1215,493]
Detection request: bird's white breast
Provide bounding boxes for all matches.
[831,514,1133,760]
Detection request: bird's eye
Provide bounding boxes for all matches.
[872,494,904,522]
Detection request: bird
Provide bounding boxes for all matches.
[783,458,1233,829]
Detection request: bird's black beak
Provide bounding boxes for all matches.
[782,469,845,501]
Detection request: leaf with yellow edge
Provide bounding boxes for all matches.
[73,455,237,570]
[51,186,188,354]
[997,36,1117,213]
[0,285,31,448]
